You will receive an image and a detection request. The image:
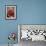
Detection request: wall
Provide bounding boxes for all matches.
[0,0,46,44]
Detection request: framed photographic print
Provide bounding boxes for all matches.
[5,5,16,20]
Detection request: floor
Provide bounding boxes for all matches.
[19,39,46,46]
[0,40,46,46]
[0,44,18,46]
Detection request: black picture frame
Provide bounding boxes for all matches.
[5,5,17,20]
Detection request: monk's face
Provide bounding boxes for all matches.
[7,7,14,17]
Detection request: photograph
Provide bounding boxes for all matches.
[5,5,16,20]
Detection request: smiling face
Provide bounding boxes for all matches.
[7,7,14,17]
